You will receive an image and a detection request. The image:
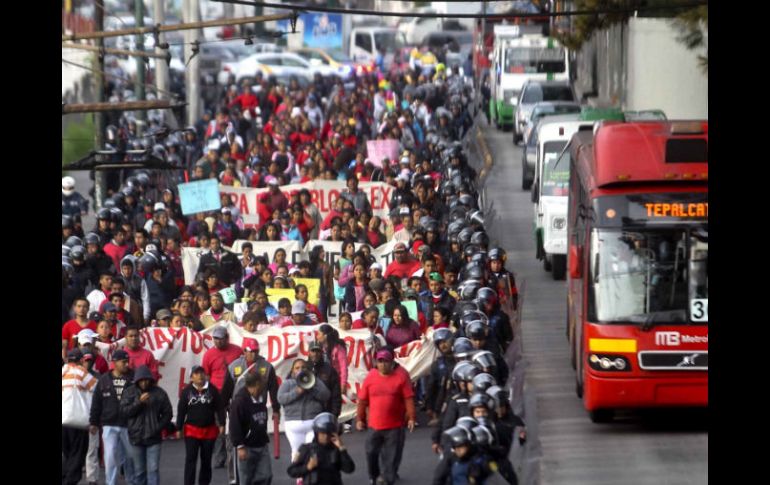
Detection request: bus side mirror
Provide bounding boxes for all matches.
[569,244,582,279]
[531,182,539,203]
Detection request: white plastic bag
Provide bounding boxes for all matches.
[62,385,92,429]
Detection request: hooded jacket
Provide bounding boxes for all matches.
[120,256,151,320]
[119,366,173,446]
[277,375,330,421]
[89,369,135,428]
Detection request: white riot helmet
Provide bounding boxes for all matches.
[62,176,76,196]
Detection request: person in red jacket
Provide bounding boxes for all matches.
[123,326,160,381]
[384,242,421,280]
[227,82,258,118]
[201,325,243,468]
[356,347,416,485]
[103,228,129,271]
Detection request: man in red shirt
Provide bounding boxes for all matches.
[123,325,160,381]
[62,297,97,359]
[383,242,421,281]
[201,325,243,468]
[356,347,416,485]
[103,228,129,271]
[227,82,258,118]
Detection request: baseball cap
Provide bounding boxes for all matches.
[393,242,407,253]
[153,202,166,212]
[288,267,300,275]
[370,262,383,271]
[102,302,118,313]
[268,179,279,186]
[308,340,323,351]
[399,207,410,215]
[375,348,394,361]
[280,211,291,220]
[66,348,83,362]
[292,301,306,315]
[429,272,444,282]
[156,309,173,320]
[77,329,96,345]
[221,207,232,214]
[404,288,418,299]
[212,326,228,339]
[111,349,129,362]
[242,338,259,352]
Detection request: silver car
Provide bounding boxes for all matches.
[513,80,577,144]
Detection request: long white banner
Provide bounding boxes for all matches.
[219,181,394,230]
[94,323,438,423]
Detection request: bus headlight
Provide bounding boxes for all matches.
[588,354,631,372]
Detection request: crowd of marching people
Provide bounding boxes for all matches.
[62,53,526,485]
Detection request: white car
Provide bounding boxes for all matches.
[218,52,316,85]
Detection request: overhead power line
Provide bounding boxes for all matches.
[61,58,178,99]
[62,100,187,115]
[211,0,708,19]
[63,42,170,60]
[62,12,293,42]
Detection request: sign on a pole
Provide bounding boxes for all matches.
[178,179,221,216]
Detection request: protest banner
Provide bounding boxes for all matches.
[94,323,439,424]
[181,241,302,285]
[366,139,400,168]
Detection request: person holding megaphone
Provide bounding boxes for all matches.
[278,358,331,472]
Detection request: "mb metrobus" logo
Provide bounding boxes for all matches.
[655,331,708,346]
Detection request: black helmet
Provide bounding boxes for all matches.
[126,176,139,188]
[458,280,482,300]
[475,287,498,308]
[486,385,509,409]
[447,221,465,238]
[472,350,497,373]
[463,263,485,280]
[469,392,495,412]
[112,191,126,205]
[139,253,158,273]
[312,412,337,434]
[136,172,151,188]
[460,309,489,327]
[471,425,495,447]
[457,227,474,246]
[62,261,75,277]
[455,417,478,434]
[452,337,474,359]
[488,247,506,262]
[70,246,86,262]
[84,233,101,246]
[433,328,455,346]
[443,425,472,448]
[62,215,74,229]
[471,373,497,394]
[121,185,136,197]
[465,320,488,340]
[62,245,71,257]
[103,198,116,209]
[458,194,475,208]
[71,213,82,225]
[109,207,123,222]
[470,231,489,248]
[97,208,111,220]
[463,244,480,259]
[470,252,488,267]
[468,210,485,226]
[451,361,478,383]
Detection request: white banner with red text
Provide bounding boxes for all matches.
[94,322,438,424]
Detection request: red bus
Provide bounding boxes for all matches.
[565,121,708,422]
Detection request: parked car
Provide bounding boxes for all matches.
[513,80,577,144]
[218,52,315,85]
[293,48,355,79]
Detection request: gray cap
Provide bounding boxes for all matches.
[212,326,228,339]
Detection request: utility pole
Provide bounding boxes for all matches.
[135,0,146,131]
[93,0,106,210]
[153,0,177,128]
[183,0,202,126]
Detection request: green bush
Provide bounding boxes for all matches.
[62,115,95,173]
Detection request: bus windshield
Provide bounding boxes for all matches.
[542,141,569,196]
[504,46,566,74]
[588,227,708,325]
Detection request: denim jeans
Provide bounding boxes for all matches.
[128,442,161,485]
[365,427,404,485]
[237,445,272,485]
[85,429,100,483]
[102,426,134,485]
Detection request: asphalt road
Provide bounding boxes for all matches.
[479,118,708,485]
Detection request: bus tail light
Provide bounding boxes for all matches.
[569,244,582,278]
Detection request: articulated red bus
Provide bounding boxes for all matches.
[565,121,708,422]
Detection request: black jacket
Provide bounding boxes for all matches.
[176,382,226,430]
[221,356,280,414]
[89,370,134,428]
[432,391,470,447]
[228,387,269,449]
[311,359,342,417]
[197,250,241,286]
[286,440,355,485]
[425,354,455,414]
[144,271,175,317]
[431,448,496,485]
[120,378,173,446]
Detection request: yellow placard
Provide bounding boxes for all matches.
[588,338,637,353]
[293,278,321,306]
[266,288,296,307]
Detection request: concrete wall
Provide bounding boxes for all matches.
[625,17,707,119]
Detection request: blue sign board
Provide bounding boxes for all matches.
[178,179,221,216]
[279,13,343,50]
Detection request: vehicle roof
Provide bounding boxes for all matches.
[532,101,581,110]
[523,79,573,88]
[352,26,399,33]
[573,121,709,190]
[538,119,594,145]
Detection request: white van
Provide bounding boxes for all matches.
[531,117,593,279]
[349,27,407,67]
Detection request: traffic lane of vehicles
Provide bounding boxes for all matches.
[483,122,706,484]
[513,80,577,144]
